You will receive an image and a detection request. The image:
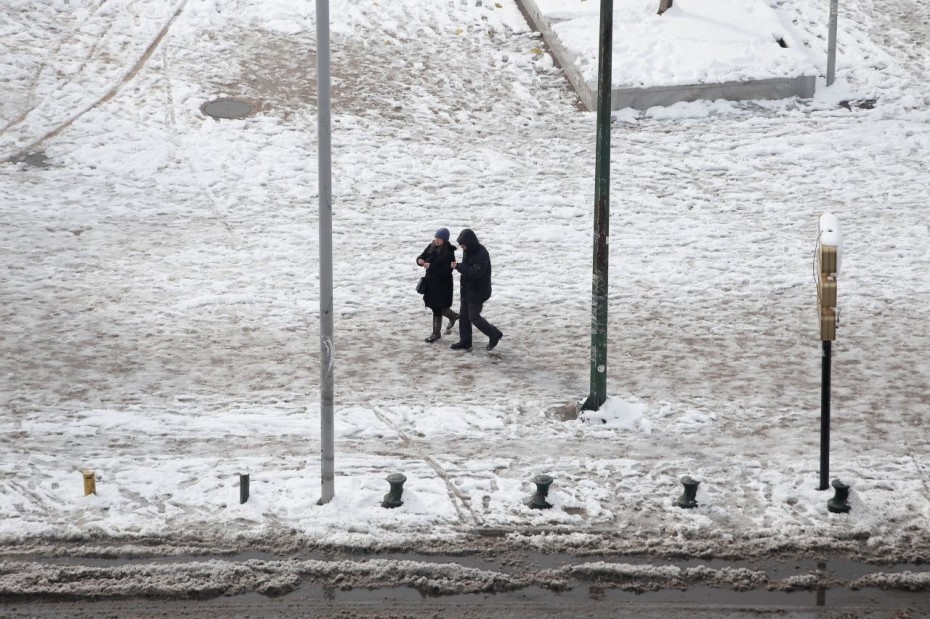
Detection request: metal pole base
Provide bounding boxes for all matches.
[827,479,851,513]
[526,474,554,509]
[677,476,699,508]
[382,473,407,509]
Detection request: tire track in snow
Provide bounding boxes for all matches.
[0,0,115,135]
[158,34,234,236]
[372,406,482,526]
[154,23,317,365]
[0,0,189,165]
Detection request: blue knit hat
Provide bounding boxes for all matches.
[434,228,450,241]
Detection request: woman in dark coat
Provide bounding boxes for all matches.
[416,228,459,343]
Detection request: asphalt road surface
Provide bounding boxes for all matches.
[3,550,929,618]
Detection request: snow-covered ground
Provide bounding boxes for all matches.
[530,0,819,87]
[1,0,930,570]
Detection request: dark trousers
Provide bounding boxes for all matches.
[431,306,457,319]
[458,300,499,345]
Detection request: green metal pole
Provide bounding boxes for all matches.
[583,0,613,411]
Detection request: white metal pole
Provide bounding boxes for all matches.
[316,0,335,504]
[826,0,839,86]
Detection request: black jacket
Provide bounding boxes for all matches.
[455,229,492,303]
[417,241,457,310]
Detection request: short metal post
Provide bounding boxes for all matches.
[526,474,554,509]
[677,476,699,508]
[240,473,250,504]
[827,479,850,513]
[382,473,407,509]
[82,469,96,496]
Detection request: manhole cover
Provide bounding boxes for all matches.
[201,98,253,119]
[12,152,51,168]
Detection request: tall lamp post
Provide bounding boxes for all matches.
[316,0,335,504]
[583,0,613,411]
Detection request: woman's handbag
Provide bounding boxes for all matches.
[416,277,427,295]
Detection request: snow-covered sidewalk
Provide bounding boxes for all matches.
[1,0,930,563]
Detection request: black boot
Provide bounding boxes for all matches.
[425,316,442,343]
[487,329,503,351]
[443,309,459,333]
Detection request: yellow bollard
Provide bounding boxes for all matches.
[82,469,96,496]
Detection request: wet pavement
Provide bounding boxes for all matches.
[3,550,930,617]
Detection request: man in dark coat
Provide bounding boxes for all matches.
[450,229,503,351]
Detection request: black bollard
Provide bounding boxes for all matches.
[382,473,407,508]
[240,473,250,504]
[827,479,850,513]
[677,476,699,508]
[526,474,554,509]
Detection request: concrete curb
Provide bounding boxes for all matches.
[516,0,816,111]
